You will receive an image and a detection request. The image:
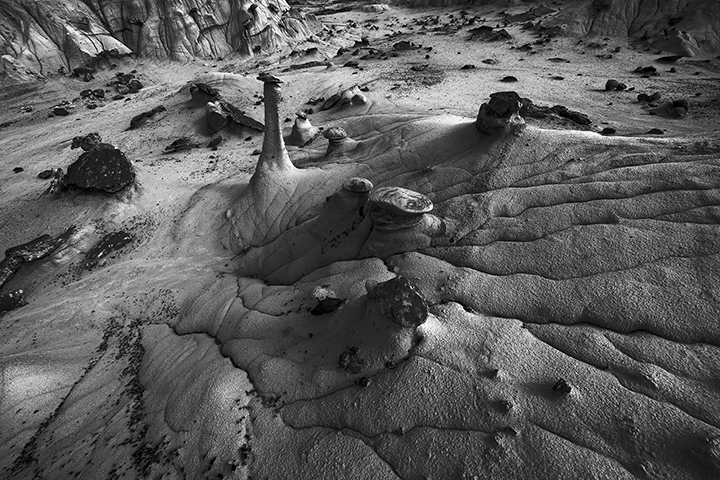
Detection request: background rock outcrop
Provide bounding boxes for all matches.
[0,0,320,75]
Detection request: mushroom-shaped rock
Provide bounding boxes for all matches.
[253,72,295,173]
[367,186,433,230]
[343,177,373,193]
[324,126,348,145]
[324,126,348,157]
[475,91,525,134]
[368,186,433,215]
[287,111,319,146]
[257,72,283,84]
[64,143,135,193]
[367,275,429,328]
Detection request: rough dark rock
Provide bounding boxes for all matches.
[553,378,572,394]
[338,347,365,374]
[600,127,616,135]
[634,65,657,75]
[371,275,429,328]
[550,105,592,125]
[206,102,229,133]
[164,137,200,153]
[64,143,135,192]
[1,227,76,292]
[37,169,53,179]
[71,132,102,151]
[0,290,26,312]
[84,231,133,269]
[216,98,264,131]
[208,136,223,149]
[52,106,71,116]
[129,105,166,130]
[13,167,23,173]
[310,297,347,315]
[475,91,525,134]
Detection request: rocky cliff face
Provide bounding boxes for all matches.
[0,0,320,76]
[549,0,720,55]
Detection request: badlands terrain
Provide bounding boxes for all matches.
[1,0,720,479]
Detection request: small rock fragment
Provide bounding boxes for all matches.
[552,378,572,394]
[84,231,133,269]
[500,75,518,82]
[164,137,199,153]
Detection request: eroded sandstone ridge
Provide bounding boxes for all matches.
[0,0,320,74]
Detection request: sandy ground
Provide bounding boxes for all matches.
[1,2,720,479]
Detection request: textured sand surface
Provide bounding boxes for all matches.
[1,1,720,479]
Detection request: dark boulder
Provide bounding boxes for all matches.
[605,79,619,90]
[475,91,525,134]
[64,144,135,193]
[370,275,429,328]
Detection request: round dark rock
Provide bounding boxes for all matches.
[600,127,616,135]
[605,79,619,91]
[92,89,105,98]
[500,75,518,82]
[80,89,93,98]
[615,82,627,91]
[38,169,53,179]
[637,93,650,102]
[13,167,23,173]
[673,98,689,110]
[53,107,70,116]
[372,275,429,328]
[646,128,664,135]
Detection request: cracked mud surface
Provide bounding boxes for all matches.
[2,1,720,479]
